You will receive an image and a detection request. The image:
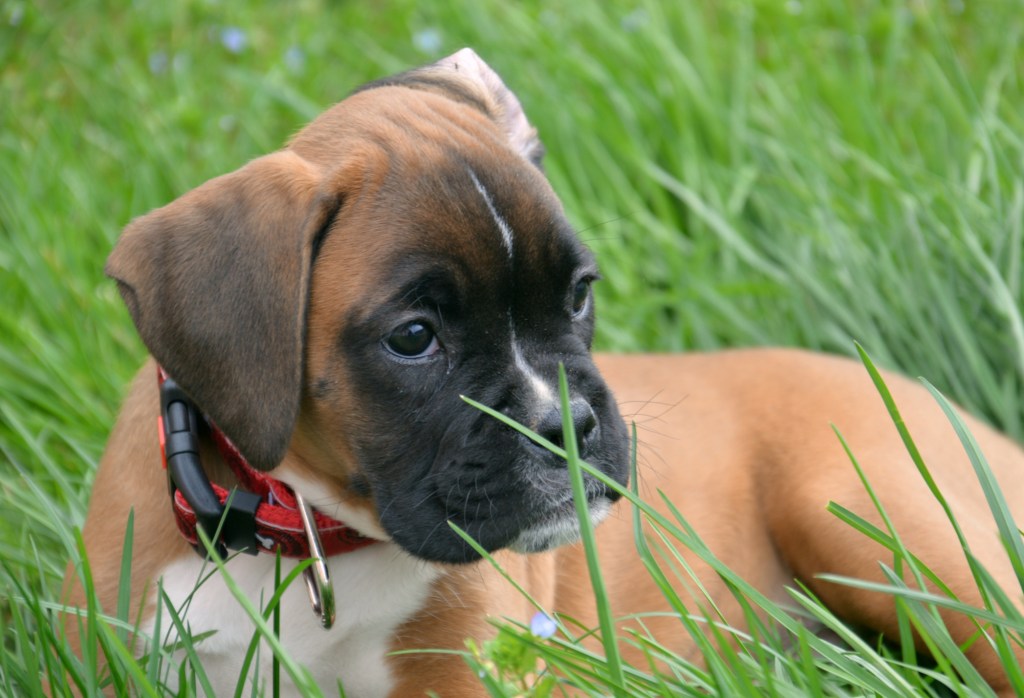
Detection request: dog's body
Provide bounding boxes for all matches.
[71,50,1024,696]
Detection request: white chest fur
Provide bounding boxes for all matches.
[146,544,439,697]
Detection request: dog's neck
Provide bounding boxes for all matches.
[157,367,378,560]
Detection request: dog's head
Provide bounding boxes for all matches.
[107,49,630,563]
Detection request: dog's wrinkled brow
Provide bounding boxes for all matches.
[380,257,470,317]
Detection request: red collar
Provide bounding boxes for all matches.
[157,366,377,559]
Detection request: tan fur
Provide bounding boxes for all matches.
[70,51,1024,696]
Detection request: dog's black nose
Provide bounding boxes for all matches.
[535,400,597,451]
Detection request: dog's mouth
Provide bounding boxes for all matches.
[505,494,615,553]
[374,456,625,564]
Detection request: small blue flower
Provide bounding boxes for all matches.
[621,8,650,33]
[530,611,557,639]
[220,26,247,54]
[148,50,169,75]
[412,28,442,55]
[284,45,305,73]
[9,4,25,27]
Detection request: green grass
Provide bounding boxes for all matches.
[2,0,1023,695]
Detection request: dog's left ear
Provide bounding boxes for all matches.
[433,48,545,168]
[106,150,339,471]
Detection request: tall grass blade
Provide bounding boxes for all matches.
[557,363,627,697]
[194,529,324,697]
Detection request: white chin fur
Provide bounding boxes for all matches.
[506,497,613,553]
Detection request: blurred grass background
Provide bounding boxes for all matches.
[1,0,1022,692]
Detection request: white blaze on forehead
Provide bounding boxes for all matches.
[467,168,514,258]
[465,167,554,412]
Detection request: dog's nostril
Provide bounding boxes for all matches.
[536,409,563,447]
[577,404,597,440]
[535,400,597,450]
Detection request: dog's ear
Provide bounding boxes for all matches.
[106,150,338,471]
[353,49,543,167]
[433,48,544,168]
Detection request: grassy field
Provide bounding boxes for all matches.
[2,0,1023,695]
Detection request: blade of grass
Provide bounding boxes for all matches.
[194,528,324,697]
[922,379,1024,586]
[231,552,310,698]
[448,521,576,642]
[854,344,992,602]
[557,363,627,697]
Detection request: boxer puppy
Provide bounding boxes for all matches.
[70,49,1024,696]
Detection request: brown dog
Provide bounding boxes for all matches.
[71,49,1024,696]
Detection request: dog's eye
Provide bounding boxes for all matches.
[385,322,440,359]
[571,279,591,317]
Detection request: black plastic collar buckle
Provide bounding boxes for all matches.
[159,376,260,558]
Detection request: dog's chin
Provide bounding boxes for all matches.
[505,496,614,554]
[383,493,618,564]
